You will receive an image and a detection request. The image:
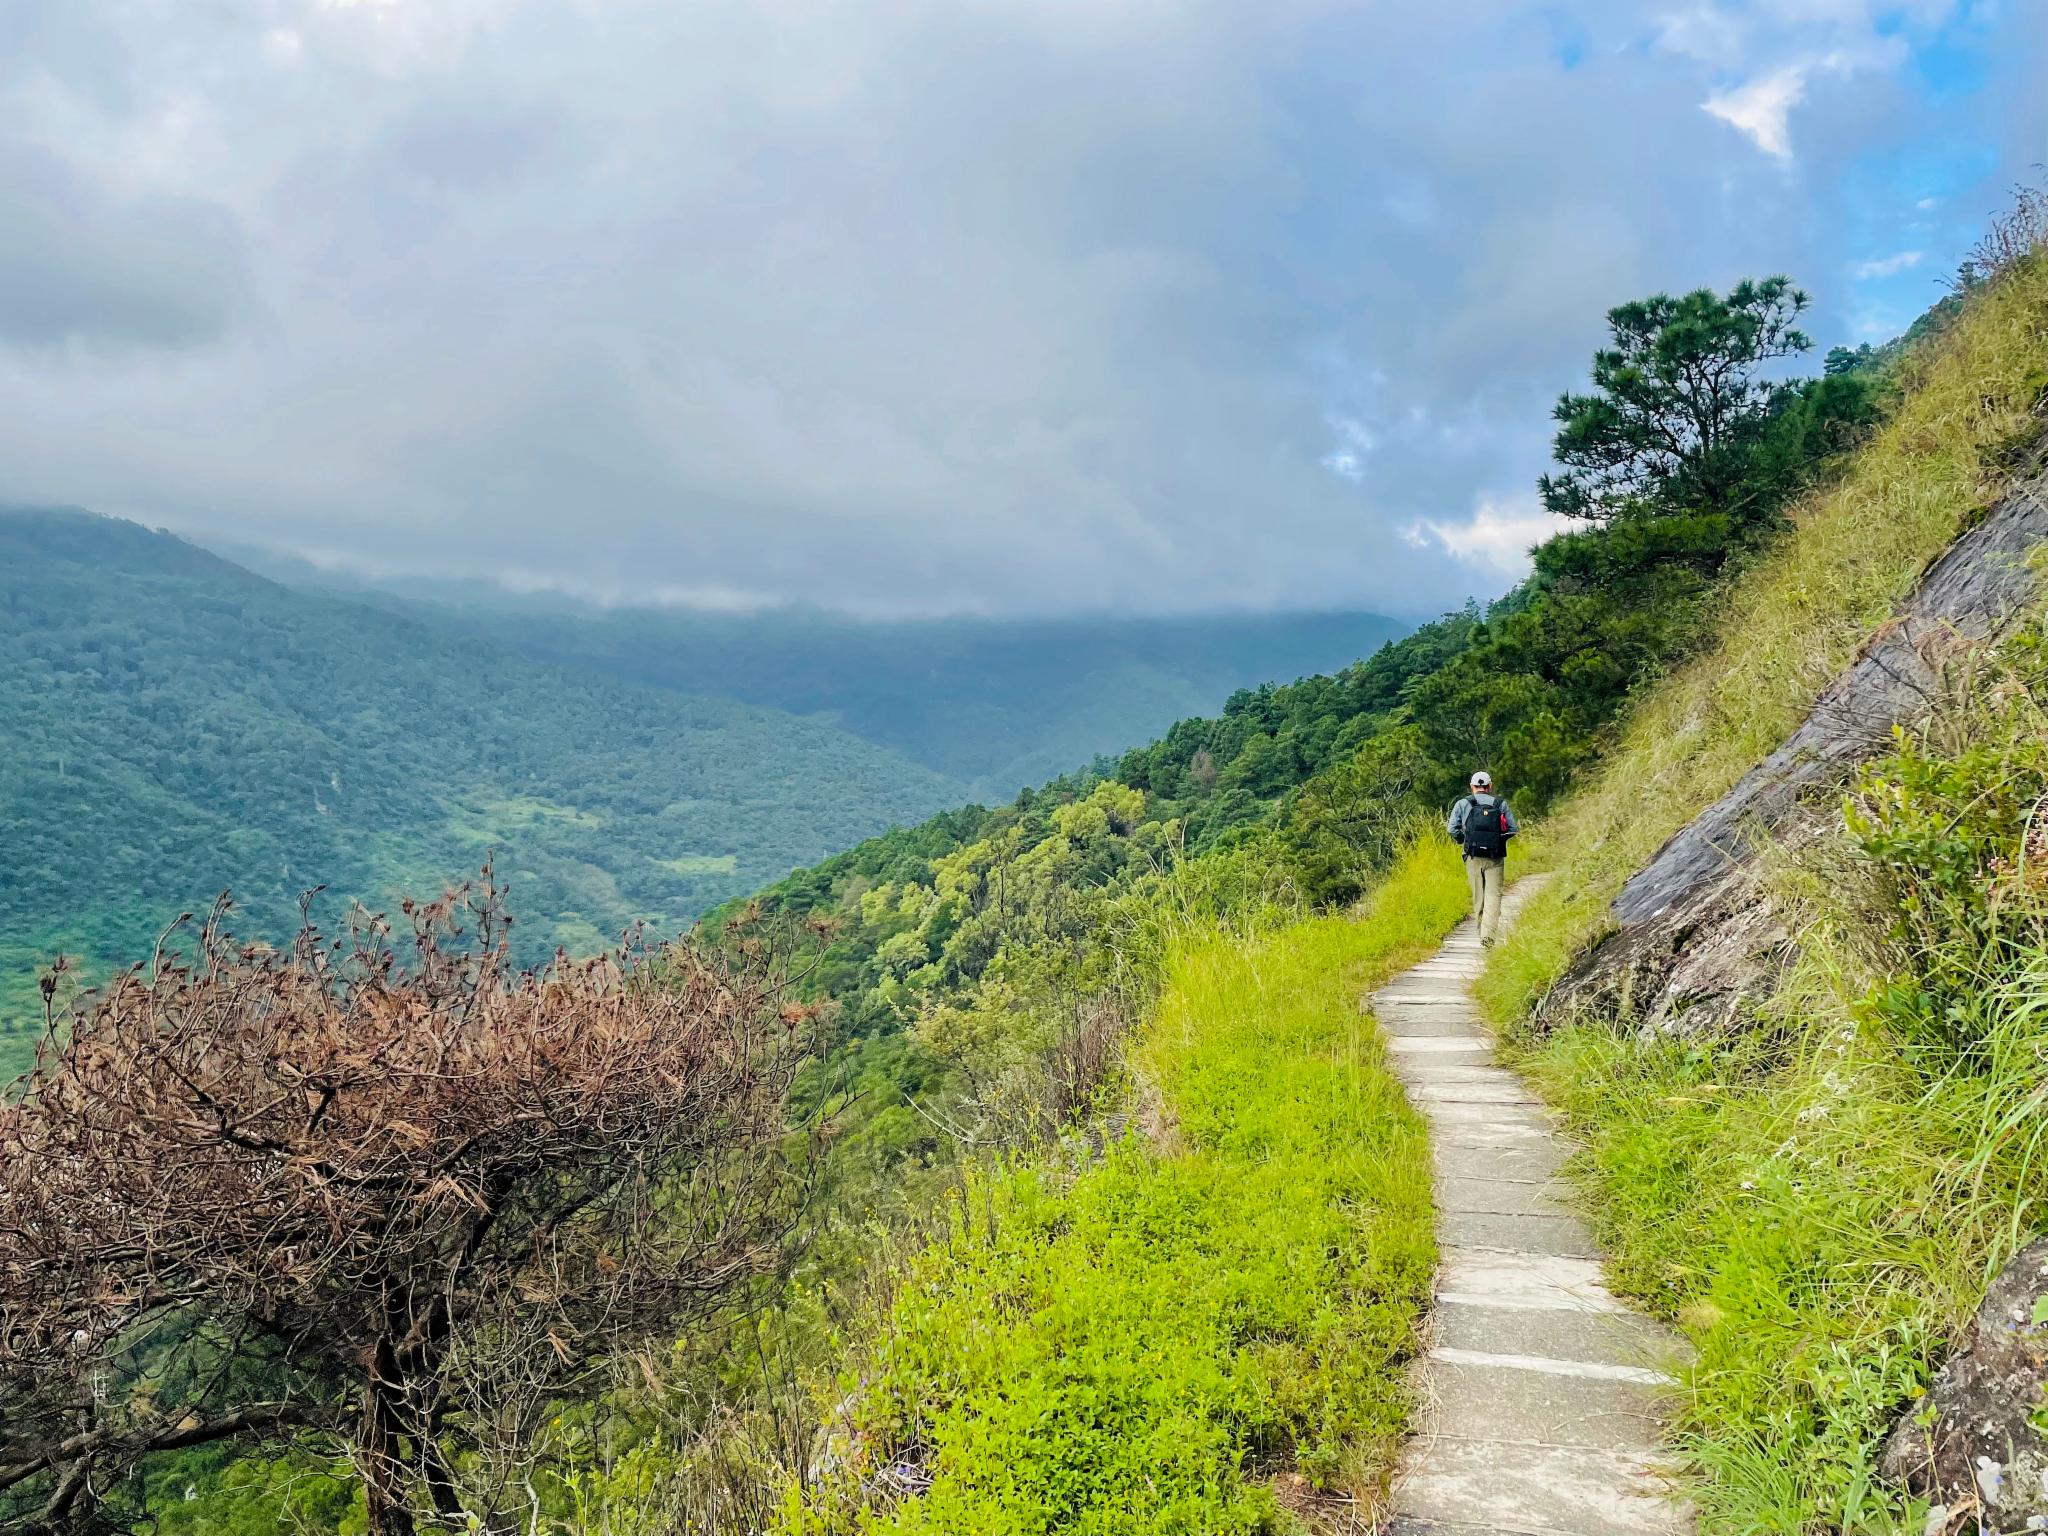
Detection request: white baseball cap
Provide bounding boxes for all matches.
[1470,770,1492,789]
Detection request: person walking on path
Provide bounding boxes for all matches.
[1447,770,1517,945]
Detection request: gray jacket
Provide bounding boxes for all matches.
[1447,792,1518,851]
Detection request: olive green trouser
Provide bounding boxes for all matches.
[1465,854,1504,943]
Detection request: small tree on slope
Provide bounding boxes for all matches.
[0,874,810,1536]
[1539,275,1813,524]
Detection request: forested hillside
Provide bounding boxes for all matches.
[0,512,960,1071]
[219,550,1410,798]
[4,245,1999,1534]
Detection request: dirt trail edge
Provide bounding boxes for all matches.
[1373,874,1693,1536]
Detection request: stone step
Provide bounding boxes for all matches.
[1431,1298,1679,1370]
[1395,1057,1518,1077]
[1440,1210,1601,1259]
[1386,1036,1494,1055]
[1396,1064,1531,1091]
[1434,1139,1573,1183]
[1374,1013,1490,1038]
[1392,1439,1689,1535]
[1406,1080,1544,1106]
[1385,1520,1592,1536]
[1437,1248,1628,1314]
[1433,1174,1576,1217]
[1412,1356,1668,1450]
[1428,1117,1561,1151]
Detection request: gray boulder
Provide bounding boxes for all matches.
[1884,1237,2048,1533]
[1614,446,2048,930]
[1535,439,2048,1041]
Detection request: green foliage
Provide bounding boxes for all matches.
[0,510,963,1074]
[1539,276,1817,523]
[1281,727,1433,906]
[1844,625,2048,1064]
[142,1446,362,1536]
[785,839,1467,1533]
[1481,254,2048,1532]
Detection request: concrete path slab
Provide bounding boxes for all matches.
[1393,1440,1689,1536]
[1425,1100,1556,1129]
[1433,1174,1576,1217]
[1379,1012,1492,1038]
[1370,874,1693,1535]
[1440,1210,1602,1259]
[1434,1143,1573,1186]
[1431,1299,1678,1368]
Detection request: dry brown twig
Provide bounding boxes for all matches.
[0,866,815,1536]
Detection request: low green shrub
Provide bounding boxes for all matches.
[783,838,1468,1534]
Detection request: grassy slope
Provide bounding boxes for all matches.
[1478,257,2048,1028]
[789,839,1469,1534]
[1477,259,2048,1533]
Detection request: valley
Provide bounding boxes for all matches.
[0,514,1405,1079]
[4,8,2043,1525]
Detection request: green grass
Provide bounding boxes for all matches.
[1475,258,2048,1533]
[1477,253,2048,1033]
[1507,988,2044,1534]
[785,838,1470,1534]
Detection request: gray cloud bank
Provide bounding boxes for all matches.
[0,0,2041,617]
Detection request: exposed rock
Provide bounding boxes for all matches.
[1616,455,2048,929]
[1538,445,2048,1037]
[1882,1237,2048,1533]
[1533,848,1795,1038]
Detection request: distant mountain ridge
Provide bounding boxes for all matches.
[221,543,1410,798]
[0,507,962,1059]
[2,509,1409,1075]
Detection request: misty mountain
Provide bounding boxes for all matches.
[221,545,1410,798]
[0,508,961,1053]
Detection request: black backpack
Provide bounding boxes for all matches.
[1460,795,1509,859]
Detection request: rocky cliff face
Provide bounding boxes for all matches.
[1536,445,2048,1039]
[1882,1238,2048,1533]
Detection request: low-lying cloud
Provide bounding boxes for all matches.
[0,0,2039,617]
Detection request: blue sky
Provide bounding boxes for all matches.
[0,0,2041,617]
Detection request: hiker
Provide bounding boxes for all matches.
[1447,771,1517,946]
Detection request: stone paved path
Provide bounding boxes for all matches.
[1374,875,1693,1536]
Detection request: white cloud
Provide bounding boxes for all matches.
[1320,414,1375,482]
[1852,249,1925,278]
[0,0,2035,618]
[1657,5,1750,67]
[1680,0,1946,163]
[1703,64,1808,158]
[1405,496,1574,580]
